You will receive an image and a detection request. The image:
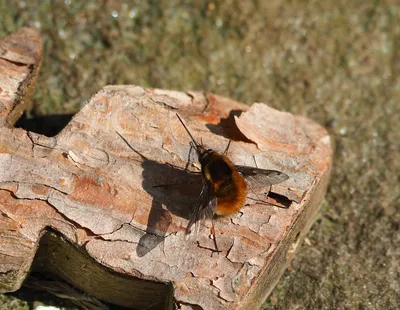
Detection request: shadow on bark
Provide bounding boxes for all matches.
[14,113,74,137]
[116,132,202,257]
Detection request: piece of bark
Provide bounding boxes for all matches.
[0,27,42,126]
[0,29,332,310]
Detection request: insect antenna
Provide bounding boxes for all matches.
[176,113,201,149]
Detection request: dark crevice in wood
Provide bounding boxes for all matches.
[12,272,113,310]
[14,113,74,137]
[25,228,174,309]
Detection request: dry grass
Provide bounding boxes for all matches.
[1,0,399,309]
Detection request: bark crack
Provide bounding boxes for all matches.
[149,97,179,110]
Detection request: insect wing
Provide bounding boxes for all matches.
[186,181,217,235]
[235,165,289,189]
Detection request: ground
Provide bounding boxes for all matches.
[0,1,399,309]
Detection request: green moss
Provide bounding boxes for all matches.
[0,294,29,310]
[0,0,399,309]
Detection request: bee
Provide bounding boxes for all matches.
[176,114,289,251]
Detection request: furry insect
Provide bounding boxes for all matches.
[176,114,289,251]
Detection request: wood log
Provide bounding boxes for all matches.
[0,28,332,310]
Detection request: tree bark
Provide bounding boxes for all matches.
[0,28,332,310]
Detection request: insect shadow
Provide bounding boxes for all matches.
[116,132,202,257]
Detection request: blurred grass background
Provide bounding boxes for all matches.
[0,0,399,309]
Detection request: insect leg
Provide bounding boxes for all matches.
[246,182,270,205]
[184,142,194,171]
[155,143,192,190]
[222,140,232,155]
[211,219,222,255]
[249,154,272,203]
[252,154,258,168]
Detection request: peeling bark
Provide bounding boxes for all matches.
[0,28,332,309]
